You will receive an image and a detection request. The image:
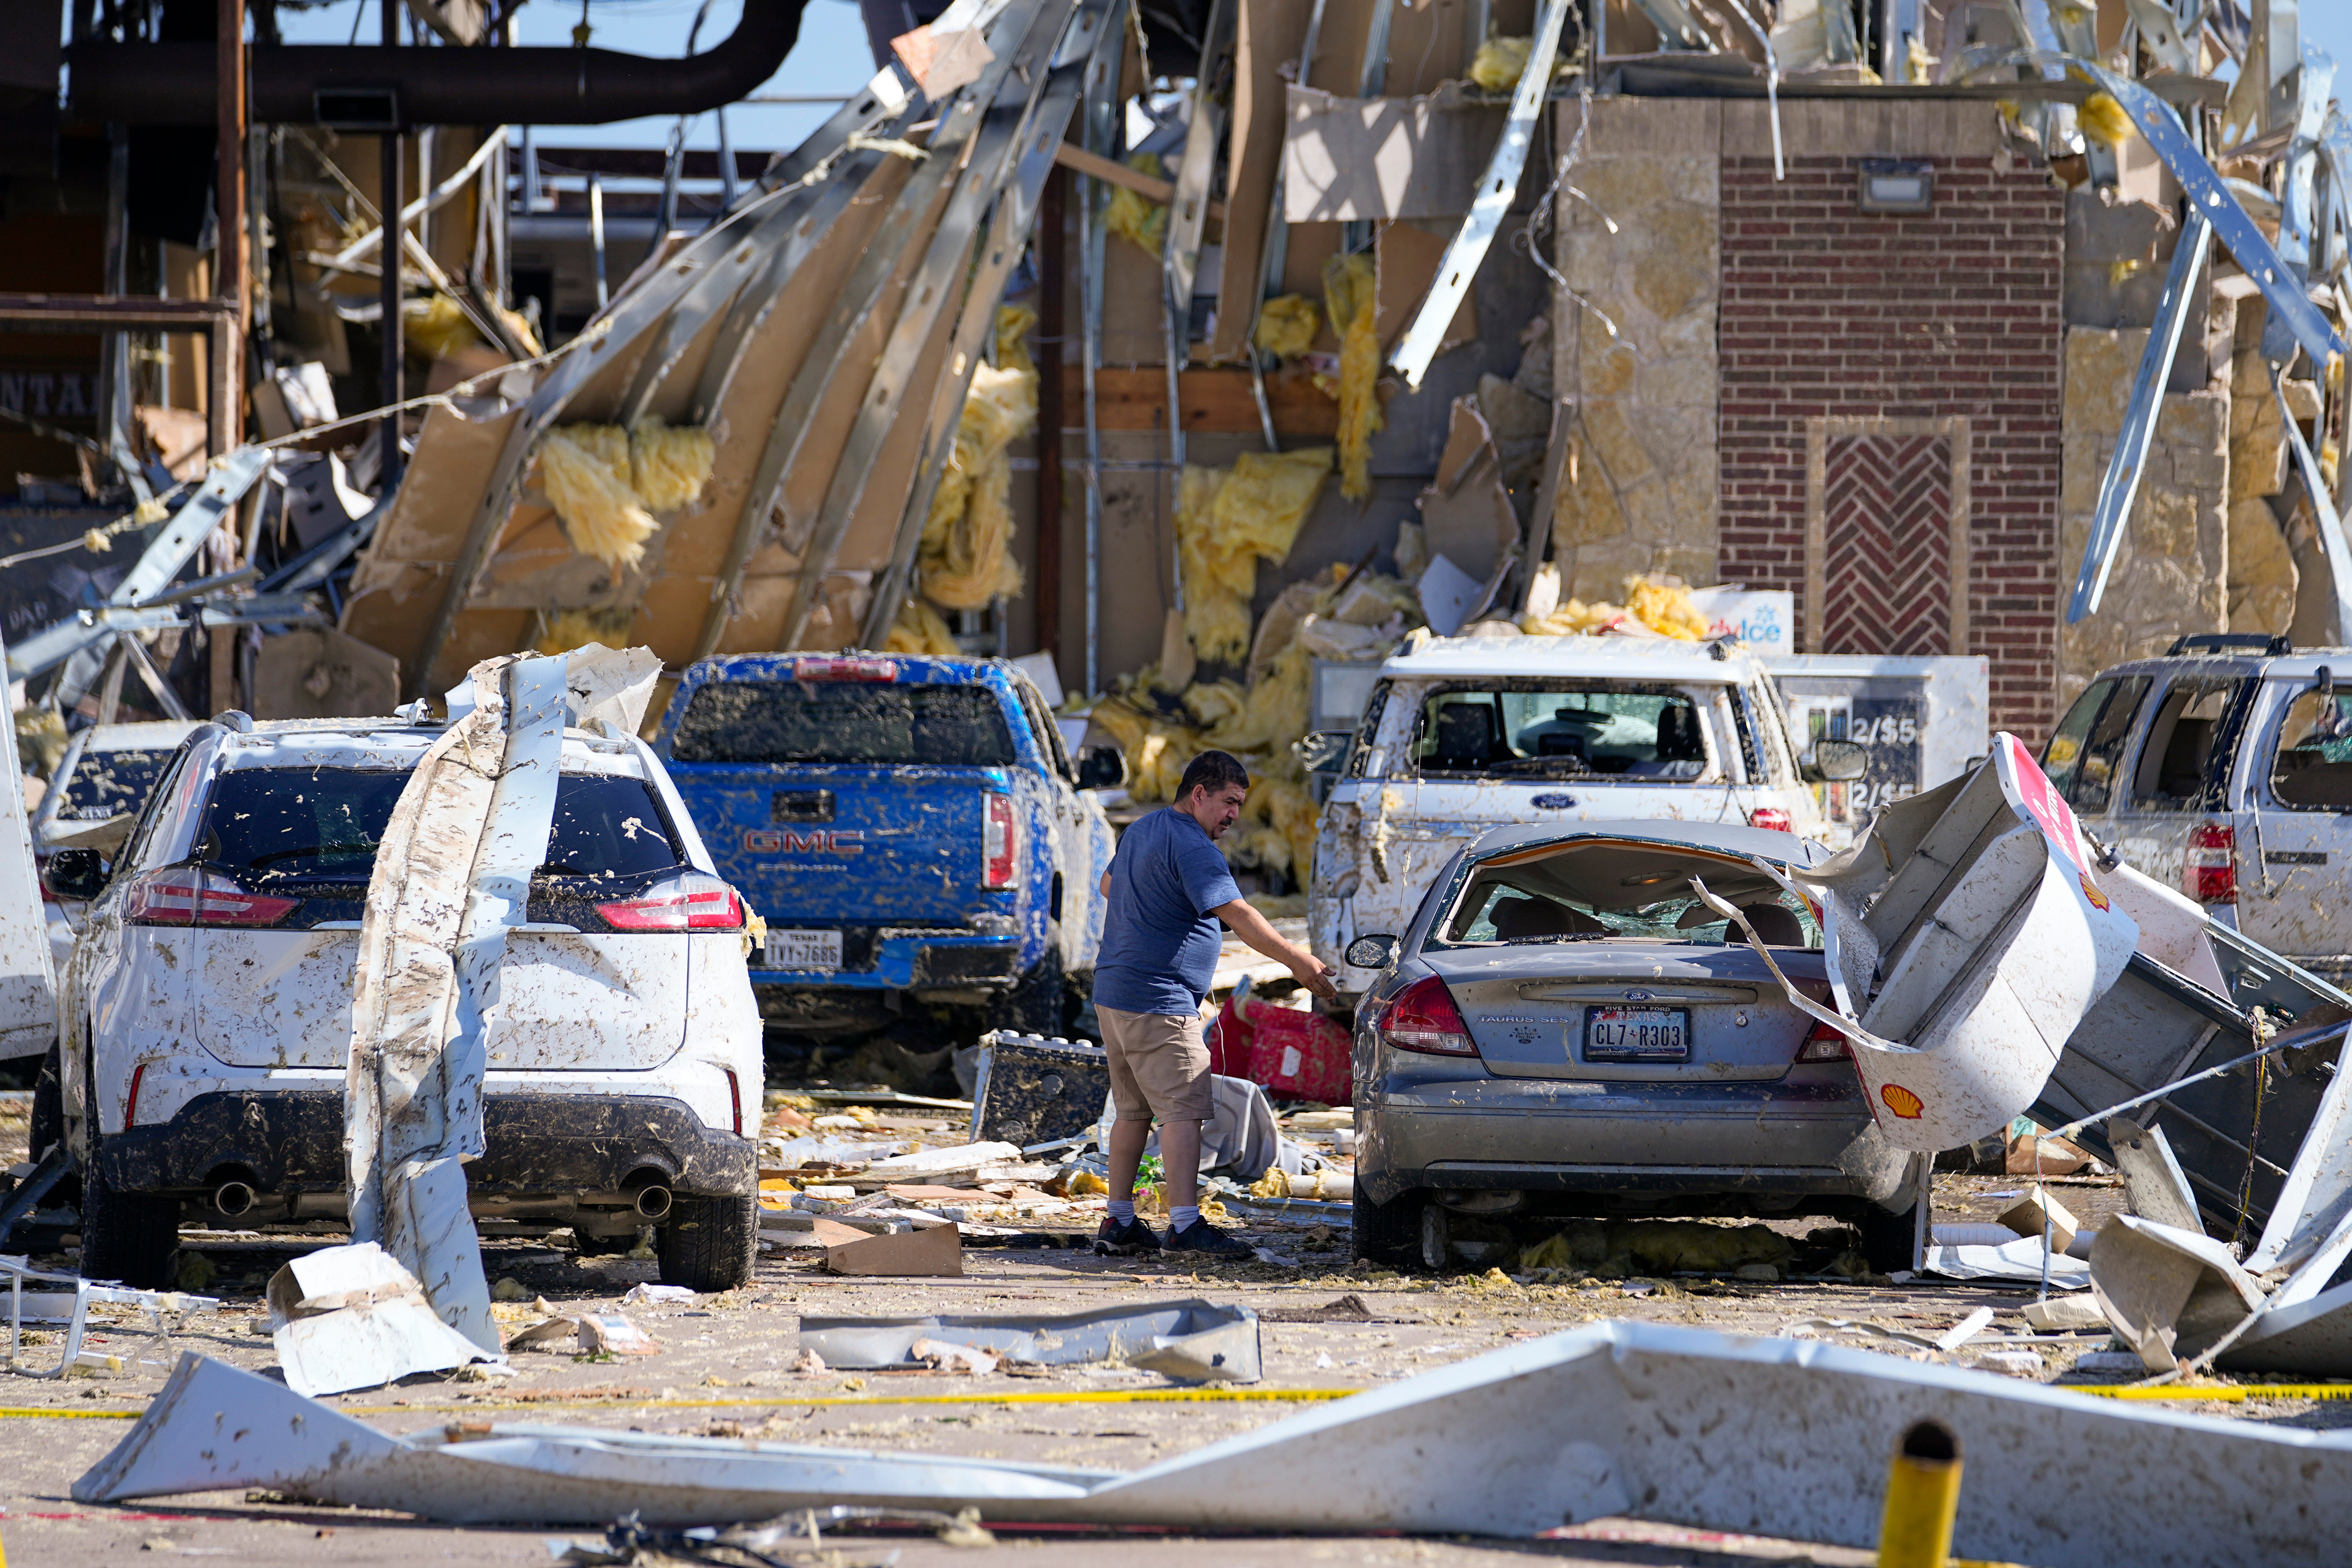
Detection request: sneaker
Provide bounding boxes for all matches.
[1094,1216,1163,1255]
[1164,1220,1253,1258]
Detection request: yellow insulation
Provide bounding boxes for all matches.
[1176,448,1334,662]
[995,303,1038,376]
[534,606,636,656]
[884,597,963,656]
[1470,35,1532,90]
[537,427,658,570]
[1520,575,1712,641]
[1323,253,1382,501]
[1088,697,1201,804]
[629,417,716,514]
[1104,153,1169,256]
[2078,91,2137,149]
[1254,295,1320,360]
[402,291,543,361]
[918,357,1037,610]
[15,705,67,777]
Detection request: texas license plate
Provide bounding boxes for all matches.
[1584,1006,1689,1062]
[766,929,843,971]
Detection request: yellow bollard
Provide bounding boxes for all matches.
[1878,1417,1963,1568]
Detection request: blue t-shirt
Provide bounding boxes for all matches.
[1092,805,1243,1016]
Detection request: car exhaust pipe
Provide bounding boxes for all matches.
[212,1180,256,1218]
[633,1184,673,1221]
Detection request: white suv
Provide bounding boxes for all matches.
[1308,633,1862,1002]
[43,711,762,1291]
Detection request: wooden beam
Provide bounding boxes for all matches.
[1053,141,1227,222]
[1058,365,1338,436]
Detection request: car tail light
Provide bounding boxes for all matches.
[982,792,1018,889]
[792,656,899,682]
[1378,975,1480,1056]
[596,872,746,931]
[125,867,299,928]
[124,1062,147,1128]
[1748,806,1793,832]
[723,1067,744,1136]
[2186,822,2236,905]
[1796,1019,1850,1062]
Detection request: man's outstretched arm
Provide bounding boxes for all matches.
[1213,897,1337,998]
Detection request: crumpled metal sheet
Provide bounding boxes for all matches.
[266,1241,496,1397]
[1705,735,2139,1151]
[800,1300,1260,1381]
[75,1322,2352,1562]
[344,644,662,1353]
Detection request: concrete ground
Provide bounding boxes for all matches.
[3,1096,2344,1566]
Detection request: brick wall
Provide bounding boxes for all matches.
[1715,111,2067,737]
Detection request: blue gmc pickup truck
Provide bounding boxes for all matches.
[652,653,1118,1045]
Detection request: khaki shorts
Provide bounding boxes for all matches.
[1098,1004,1213,1122]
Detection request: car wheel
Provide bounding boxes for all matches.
[1350,1186,1420,1268]
[658,1193,758,1292]
[993,926,1067,1037]
[1857,1199,1920,1274]
[79,1151,181,1289]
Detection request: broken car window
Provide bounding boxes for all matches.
[195,768,683,883]
[1410,682,1716,780]
[1435,840,1819,949]
[671,680,1018,768]
[2269,687,2352,810]
[2129,679,2247,811]
[2044,675,2149,814]
[58,747,173,821]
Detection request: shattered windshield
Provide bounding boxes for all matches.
[1438,839,1820,949]
[672,680,1019,767]
[195,768,683,884]
[1409,681,1719,780]
[58,747,173,821]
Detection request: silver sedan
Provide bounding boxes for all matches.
[1345,822,1920,1272]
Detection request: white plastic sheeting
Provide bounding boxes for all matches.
[76,1321,2352,1563]
[0,629,57,1060]
[266,1242,497,1397]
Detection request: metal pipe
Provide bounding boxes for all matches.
[211,1180,256,1219]
[67,0,809,126]
[632,1183,673,1220]
[1036,165,1065,671]
[589,173,609,311]
[379,0,403,494]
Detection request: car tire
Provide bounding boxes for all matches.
[79,1151,181,1289]
[659,1193,757,1292]
[993,926,1067,1037]
[1351,1186,1420,1268]
[1858,1199,1920,1274]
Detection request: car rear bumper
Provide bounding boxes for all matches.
[1356,1075,1911,1208]
[97,1089,757,1199]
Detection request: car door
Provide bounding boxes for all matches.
[2234,674,2352,963]
[2105,672,2255,892]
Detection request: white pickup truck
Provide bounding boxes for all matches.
[1307,633,1866,1002]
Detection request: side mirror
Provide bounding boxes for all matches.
[1295,729,1352,774]
[1802,738,1869,783]
[42,847,107,902]
[1076,745,1127,791]
[1344,933,1399,969]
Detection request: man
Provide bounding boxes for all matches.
[1091,748,1336,1256]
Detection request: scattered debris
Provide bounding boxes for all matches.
[798,1299,1259,1383]
[265,1242,500,1397]
[824,1222,964,1277]
[77,1323,2352,1561]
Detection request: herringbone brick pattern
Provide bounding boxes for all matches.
[1821,434,1951,656]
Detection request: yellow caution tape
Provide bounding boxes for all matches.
[2071,1383,2352,1402]
[0,1387,1363,1422]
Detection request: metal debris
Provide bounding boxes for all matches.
[75,1323,2352,1563]
[799,1300,1260,1382]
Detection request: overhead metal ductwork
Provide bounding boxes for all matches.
[66,0,810,127]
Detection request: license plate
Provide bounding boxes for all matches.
[1584,1006,1689,1062]
[766,929,843,971]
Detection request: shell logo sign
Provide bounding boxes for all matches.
[1881,1083,1924,1119]
[2079,874,2110,911]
